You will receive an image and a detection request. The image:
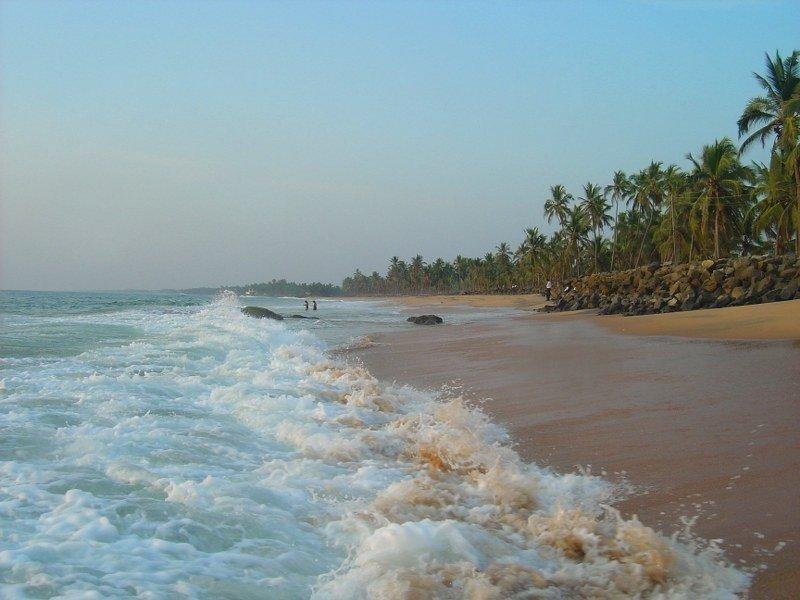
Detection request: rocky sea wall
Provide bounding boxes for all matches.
[552,254,800,316]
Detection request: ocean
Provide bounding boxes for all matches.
[0,290,747,598]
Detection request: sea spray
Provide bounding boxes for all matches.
[0,291,748,598]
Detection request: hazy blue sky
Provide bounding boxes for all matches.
[1,0,798,290]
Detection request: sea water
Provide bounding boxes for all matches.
[0,291,748,598]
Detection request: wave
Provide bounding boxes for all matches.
[0,292,748,598]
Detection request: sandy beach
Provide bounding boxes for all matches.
[350,297,800,598]
[383,293,549,311]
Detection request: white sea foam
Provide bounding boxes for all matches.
[0,293,748,598]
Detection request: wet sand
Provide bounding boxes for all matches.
[351,304,800,598]
[368,293,548,311]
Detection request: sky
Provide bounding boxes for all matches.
[1,0,798,291]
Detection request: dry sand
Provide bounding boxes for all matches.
[349,299,800,598]
[600,299,800,342]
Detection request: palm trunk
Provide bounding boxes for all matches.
[795,162,800,255]
[594,227,599,273]
[671,197,678,262]
[610,199,619,271]
[714,201,721,259]
[635,209,655,267]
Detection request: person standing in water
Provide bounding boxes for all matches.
[312,300,317,311]
[304,300,309,311]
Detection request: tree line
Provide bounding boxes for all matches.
[185,279,342,297]
[342,50,800,296]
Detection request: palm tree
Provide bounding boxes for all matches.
[687,138,751,259]
[521,227,547,288]
[428,258,449,292]
[409,254,425,292]
[580,182,611,272]
[453,255,470,291]
[738,50,800,253]
[751,159,795,253]
[629,162,665,266]
[562,206,590,276]
[604,170,630,271]
[662,165,686,263]
[388,256,402,294]
[543,185,573,227]
[494,242,513,290]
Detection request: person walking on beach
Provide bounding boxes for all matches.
[312,300,317,311]
[545,279,553,301]
[304,300,309,311]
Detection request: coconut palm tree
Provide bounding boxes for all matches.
[561,206,590,276]
[453,255,470,291]
[580,182,611,272]
[661,165,687,263]
[738,50,800,253]
[687,138,751,259]
[629,162,665,266]
[523,227,547,286]
[409,254,425,292]
[614,210,647,269]
[604,170,631,271]
[751,159,795,253]
[387,256,402,294]
[543,185,573,227]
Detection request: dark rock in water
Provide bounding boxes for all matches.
[289,314,319,319]
[407,314,443,325]
[242,306,284,320]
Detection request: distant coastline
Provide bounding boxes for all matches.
[181,278,342,297]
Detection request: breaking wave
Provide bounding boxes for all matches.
[0,292,748,598]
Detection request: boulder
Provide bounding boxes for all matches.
[407,315,444,325]
[780,279,799,301]
[242,306,284,320]
[711,294,731,309]
[549,255,796,317]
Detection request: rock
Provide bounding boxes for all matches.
[780,279,799,301]
[755,275,775,294]
[407,314,444,325]
[722,277,737,293]
[735,264,756,282]
[289,314,319,319]
[730,286,745,301]
[711,294,731,309]
[549,255,794,317]
[242,306,284,320]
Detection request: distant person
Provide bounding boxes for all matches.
[312,300,317,311]
[304,300,309,311]
[545,280,553,301]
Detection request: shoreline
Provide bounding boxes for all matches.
[370,293,800,342]
[350,293,549,311]
[348,299,800,597]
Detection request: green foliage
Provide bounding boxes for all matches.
[186,279,342,297]
[343,50,800,296]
